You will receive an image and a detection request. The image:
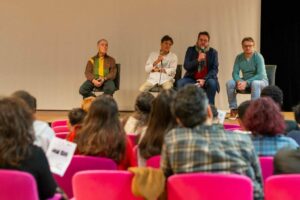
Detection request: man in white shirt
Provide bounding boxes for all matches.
[12,90,55,153]
[139,35,178,92]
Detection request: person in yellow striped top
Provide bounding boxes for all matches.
[79,39,117,98]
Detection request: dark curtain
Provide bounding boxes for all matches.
[261,1,300,111]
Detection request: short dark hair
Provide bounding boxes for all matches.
[161,35,173,44]
[237,100,251,120]
[198,31,210,41]
[135,92,155,114]
[172,85,208,127]
[68,108,87,126]
[293,103,300,124]
[11,90,37,113]
[260,85,283,107]
[97,38,108,45]
[241,37,255,45]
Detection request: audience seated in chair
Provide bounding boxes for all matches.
[122,92,155,136]
[138,89,176,166]
[65,108,86,142]
[11,90,55,153]
[161,85,263,200]
[243,97,298,156]
[74,95,136,170]
[0,97,58,200]
[287,104,300,145]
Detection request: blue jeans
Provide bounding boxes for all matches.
[226,79,268,109]
[177,77,218,105]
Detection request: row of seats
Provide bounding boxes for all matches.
[0,168,298,200]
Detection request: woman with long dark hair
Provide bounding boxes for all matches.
[0,97,57,199]
[138,89,176,166]
[75,95,136,169]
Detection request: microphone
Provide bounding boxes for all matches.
[199,47,206,67]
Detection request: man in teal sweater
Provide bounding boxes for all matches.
[226,37,268,117]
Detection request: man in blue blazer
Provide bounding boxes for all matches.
[177,31,219,105]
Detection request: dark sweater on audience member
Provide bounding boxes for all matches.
[0,145,57,199]
[287,130,300,145]
[274,148,300,174]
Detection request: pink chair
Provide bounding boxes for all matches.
[127,133,138,145]
[168,173,253,200]
[265,175,300,200]
[51,119,68,128]
[72,170,142,200]
[259,156,274,182]
[223,123,241,130]
[53,155,117,198]
[0,170,61,200]
[53,125,69,133]
[55,132,69,139]
[146,155,161,168]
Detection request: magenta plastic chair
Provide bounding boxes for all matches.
[265,175,300,200]
[259,156,274,182]
[127,133,138,145]
[168,173,253,200]
[53,155,117,198]
[53,125,69,133]
[146,155,161,168]
[55,132,69,139]
[0,170,39,200]
[72,170,143,200]
[51,119,68,128]
[223,123,241,130]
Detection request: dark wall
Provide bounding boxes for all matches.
[261,1,300,111]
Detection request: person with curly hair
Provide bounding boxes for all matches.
[0,97,57,199]
[244,97,298,156]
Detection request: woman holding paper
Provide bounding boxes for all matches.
[0,97,58,199]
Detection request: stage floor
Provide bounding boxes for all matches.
[36,110,295,125]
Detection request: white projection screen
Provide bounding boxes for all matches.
[0,0,261,110]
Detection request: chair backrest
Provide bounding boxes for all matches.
[146,155,161,168]
[265,65,277,86]
[51,119,68,128]
[0,170,39,200]
[259,156,274,182]
[73,170,142,200]
[167,173,253,200]
[53,125,69,133]
[55,132,69,139]
[53,155,117,198]
[149,64,182,92]
[114,63,121,90]
[265,175,300,200]
[223,123,241,130]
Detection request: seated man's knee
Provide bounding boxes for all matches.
[176,79,185,88]
[251,80,262,88]
[226,80,236,89]
[103,80,116,94]
[206,79,217,88]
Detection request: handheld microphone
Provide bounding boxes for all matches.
[199,47,206,67]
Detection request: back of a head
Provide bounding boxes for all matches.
[68,108,87,126]
[261,85,283,108]
[237,100,251,121]
[172,85,208,128]
[135,92,155,114]
[293,103,300,124]
[139,89,176,159]
[11,90,37,113]
[0,97,34,166]
[244,97,285,136]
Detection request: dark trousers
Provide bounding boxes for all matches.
[79,80,116,98]
[177,77,218,105]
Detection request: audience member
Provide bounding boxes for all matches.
[66,108,86,142]
[138,89,176,166]
[161,85,263,200]
[11,90,55,153]
[244,97,298,156]
[287,103,300,144]
[0,97,57,199]
[74,95,136,170]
